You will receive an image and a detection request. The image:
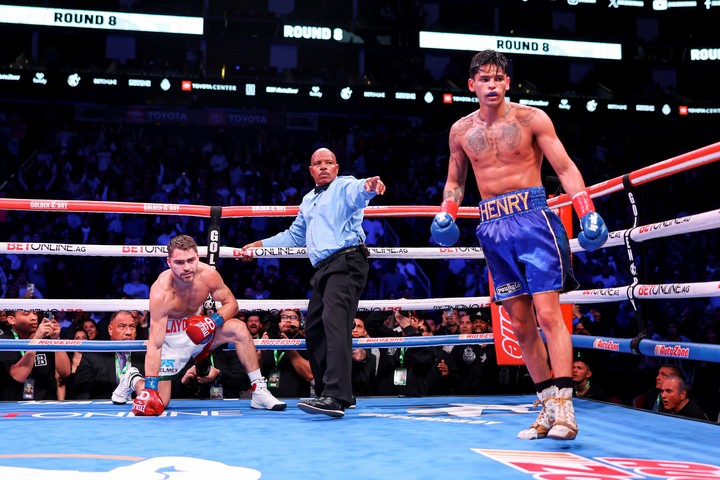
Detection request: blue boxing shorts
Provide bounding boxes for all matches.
[475,186,579,303]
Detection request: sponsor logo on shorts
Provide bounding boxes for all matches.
[496,282,522,295]
[159,359,176,373]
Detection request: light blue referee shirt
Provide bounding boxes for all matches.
[262,176,376,267]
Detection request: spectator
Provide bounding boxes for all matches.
[362,217,385,245]
[471,310,492,334]
[82,318,98,340]
[263,264,282,298]
[660,375,709,421]
[351,316,376,401]
[571,357,609,401]
[123,268,150,299]
[688,323,720,420]
[251,280,271,299]
[591,266,619,288]
[379,264,407,299]
[259,310,313,398]
[70,311,145,400]
[278,269,307,299]
[244,312,264,339]
[640,364,682,412]
[25,251,50,294]
[372,310,434,397]
[2,283,20,299]
[423,318,456,396]
[0,310,71,400]
[57,327,88,400]
[0,309,9,334]
[436,308,460,336]
[448,312,499,395]
[17,272,44,299]
[176,346,252,400]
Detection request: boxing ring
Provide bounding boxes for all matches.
[1,142,720,479]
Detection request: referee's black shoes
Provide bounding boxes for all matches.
[297,396,345,418]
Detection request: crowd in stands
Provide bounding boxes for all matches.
[1,93,719,421]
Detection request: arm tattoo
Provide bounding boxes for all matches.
[450,186,464,204]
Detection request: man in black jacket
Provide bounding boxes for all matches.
[571,358,609,401]
[259,310,313,398]
[71,311,145,400]
[0,310,70,400]
[660,375,709,421]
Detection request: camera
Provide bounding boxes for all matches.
[265,314,281,339]
[195,357,212,377]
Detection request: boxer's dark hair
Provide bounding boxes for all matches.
[469,50,509,78]
[168,234,198,256]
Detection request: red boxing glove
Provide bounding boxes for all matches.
[186,313,224,345]
[132,389,165,416]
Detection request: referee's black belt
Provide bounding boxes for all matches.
[316,244,369,269]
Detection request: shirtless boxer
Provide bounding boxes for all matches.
[430,50,608,440]
[112,234,285,414]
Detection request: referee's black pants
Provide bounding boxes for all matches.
[305,250,368,406]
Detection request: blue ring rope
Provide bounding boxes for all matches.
[2,334,718,362]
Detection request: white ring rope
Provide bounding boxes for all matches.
[1,208,718,259]
[2,279,719,313]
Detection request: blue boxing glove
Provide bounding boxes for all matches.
[430,200,460,247]
[573,191,609,252]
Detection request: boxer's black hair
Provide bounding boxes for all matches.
[469,50,510,78]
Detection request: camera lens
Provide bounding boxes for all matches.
[195,358,211,377]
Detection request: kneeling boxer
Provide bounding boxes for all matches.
[112,234,286,415]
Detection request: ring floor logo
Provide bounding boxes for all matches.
[358,402,537,425]
[0,456,261,480]
[474,450,720,479]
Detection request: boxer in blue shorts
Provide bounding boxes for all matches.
[430,50,608,440]
[476,187,579,303]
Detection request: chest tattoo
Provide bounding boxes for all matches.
[466,121,521,156]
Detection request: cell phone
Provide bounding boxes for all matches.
[27,283,35,294]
